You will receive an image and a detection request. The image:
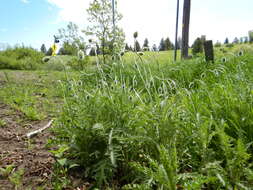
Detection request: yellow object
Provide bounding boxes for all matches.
[51,44,57,56]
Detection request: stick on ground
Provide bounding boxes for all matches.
[26,120,53,138]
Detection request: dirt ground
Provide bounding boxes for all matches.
[0,102,54,189]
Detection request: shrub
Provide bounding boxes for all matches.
[0,47,44,70]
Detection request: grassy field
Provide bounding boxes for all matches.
[0,44,253,189]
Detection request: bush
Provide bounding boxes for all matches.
[192,37,204,56]
[0,47,44,70]
[66,56,90,70]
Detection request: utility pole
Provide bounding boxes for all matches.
[181,0,191,59]
[112,0,116,39]
[174,0,180,61]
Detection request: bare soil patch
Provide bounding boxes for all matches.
[0,103,54,189]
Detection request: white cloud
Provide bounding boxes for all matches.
[46,0,90,25]
[45,0,252,46]
[21,0,30,4]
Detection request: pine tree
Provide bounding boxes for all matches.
[46,47,53,56]
[244,37,249,43]
[134,40,141,52]
[164,37,173,50]
[40,44,47,55]
[224,38,229,44]
[192,37,203,56]
[143,38,149,51]
[233,37,239,44]
[152,44,158,51]
[159,38,166,51]
[125,43,130,51]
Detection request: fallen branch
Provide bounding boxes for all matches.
[26,120,53,138]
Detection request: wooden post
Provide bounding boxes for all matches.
[181,0,191,59]
[174,0,180,62]
[204,40,214,62]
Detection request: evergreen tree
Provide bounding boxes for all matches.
[159,38,166,51]
[134,40,141,52]
[233,37,239,44]
[192,37,203,56]
[46,47,53,56]
[164,37,173,50]
[89,47,96,56]
[240,37,244,44]
[152,44,158,51]
[244,37,249,43]
[143,38,149,51]
[125,43,130,51]
[40,44,47,54]
[224,38,229,44]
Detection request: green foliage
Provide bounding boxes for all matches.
[164,37,174,50]
[134,40,141,52]
[50,45,253,188]
[67,56,90,70]
[159,38,166,51]
[0,119,6,127]
[192,37,204,56]
[84,0,125,61]
[143,38,149,51]
[58,22,85,55]
[40,44,47,54]
[0,47,44,70]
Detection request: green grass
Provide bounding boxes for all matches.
[0,70,79,121]
[1,44,252,189]
[49,44,253,189]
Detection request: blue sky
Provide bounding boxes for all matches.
[0,0,253,50]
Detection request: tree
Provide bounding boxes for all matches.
[46,47,53,56]
[224,38,229,44]
[233,37,239,44]
[143,38,149,51]
[134,40,141,52]
[192,37,203,56]
[152,44,158,51]
[40,44,47,55]
[249,30,253,43]
[125,43,130,51]
[244,37,249,43]
[214,41,221,47]
[159,38,166,51]
[84,0,125,63]
[58,22,85,55]
[164,37,174,50]
[240,37,244,44]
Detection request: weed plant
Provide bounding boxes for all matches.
[52,46,253,189]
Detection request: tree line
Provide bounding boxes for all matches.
[39,0,253,58]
